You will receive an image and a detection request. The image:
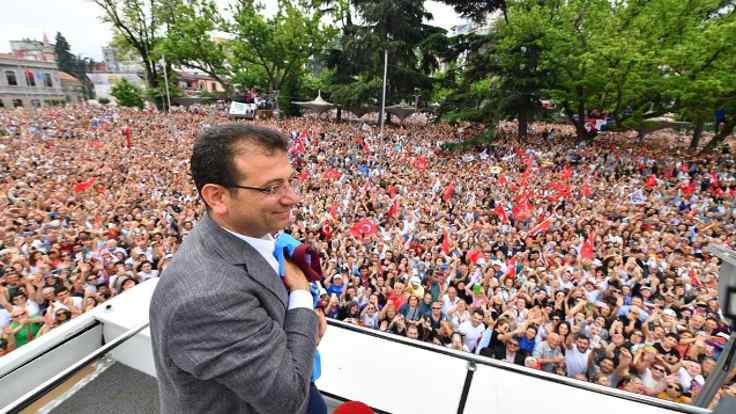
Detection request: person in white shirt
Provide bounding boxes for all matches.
[565,333,591,378]
[457,310,486,353]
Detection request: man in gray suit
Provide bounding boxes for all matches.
[150,124,324,414]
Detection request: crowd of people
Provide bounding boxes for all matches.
[0,104,735,407]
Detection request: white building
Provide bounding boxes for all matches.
[86,72,146,101]
[0,53,67,108]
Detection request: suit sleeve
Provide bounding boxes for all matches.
[167,276,318,414]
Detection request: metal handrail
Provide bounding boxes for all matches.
[2,321,150,414]
[325,318,712,414]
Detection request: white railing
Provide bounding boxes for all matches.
[0,279,713,414]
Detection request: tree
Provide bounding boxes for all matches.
[111,78,145,109]
[157,0,234,96]
[93,0,163,105]
[54,32,95,99]
[441,0,508,23]
[227,0,336,95]
[54,33,74,74]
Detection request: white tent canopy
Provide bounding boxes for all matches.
[292,90,335,114]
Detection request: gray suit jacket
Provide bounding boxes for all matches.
[150,215,318,414]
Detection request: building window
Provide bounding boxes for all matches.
[31,99,41,108]
[25,70,36,87]
[13,99,23,108]
[5,71,18,86]
[44,73,53,87]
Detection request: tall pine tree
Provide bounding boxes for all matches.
[53,32,95,99]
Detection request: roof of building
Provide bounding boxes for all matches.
[59,72,81,82]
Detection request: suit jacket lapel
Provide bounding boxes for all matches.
[197,215,288,311]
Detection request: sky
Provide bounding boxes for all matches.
[0,1,465,61]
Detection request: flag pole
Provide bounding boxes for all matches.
[380,49,388,133]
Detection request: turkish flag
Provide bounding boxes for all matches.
[580,234,595,260]
[90,140,104,149]
[528,216,553,236]
[498,176,507,186]
[689,269,702,287]
[350,218,378,240]
[387,185,398,198]
[73,177,97,193]
[467,248,484,264]
[645,174,657,189]
[442,230,450,254]
[512,202,532,221]
[682,181,696,196]
[298,129,308,141]
[495,205,509,224]
[561,165,572,180]
[296,171,310,181]
[321,220,333,241]
[443,183,454,202]
[709,172,719,189]
[581,180,591,198]
[323,169,342,180]
[290,140,305,154]
[123,127,132,148]
[506,257,517,278]
[413,156,428,170]
[388,198,399,218]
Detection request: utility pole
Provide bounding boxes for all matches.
[380,49,388,133]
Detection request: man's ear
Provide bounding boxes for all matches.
[200,184,229,216]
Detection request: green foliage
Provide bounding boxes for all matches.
[54,32,95,99]
[111,79,145,109]
[157,0,233,95]
[93,0,163,98]
[228,0,337,93]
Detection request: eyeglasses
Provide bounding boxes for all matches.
[432,307,441,310]
[229,178,302,197]
[652,367,665,373]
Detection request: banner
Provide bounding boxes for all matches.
[229,101,256,117]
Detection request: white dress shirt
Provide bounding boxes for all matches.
[224,228,313,311]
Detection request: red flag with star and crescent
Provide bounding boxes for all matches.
[645,174,657,189]
[581,180,591,198]
[442,230,450,254]
[443,183,455,202]
[350,218,378,241]
[73,177,97,193]
[388,198,399,218]
[413,156,428,170]
[581,234,595,260]
[495,205,509,224]
[506,257,517,279]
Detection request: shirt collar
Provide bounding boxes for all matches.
[222,227,278,274]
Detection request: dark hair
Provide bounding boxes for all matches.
[190,124,288,206]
